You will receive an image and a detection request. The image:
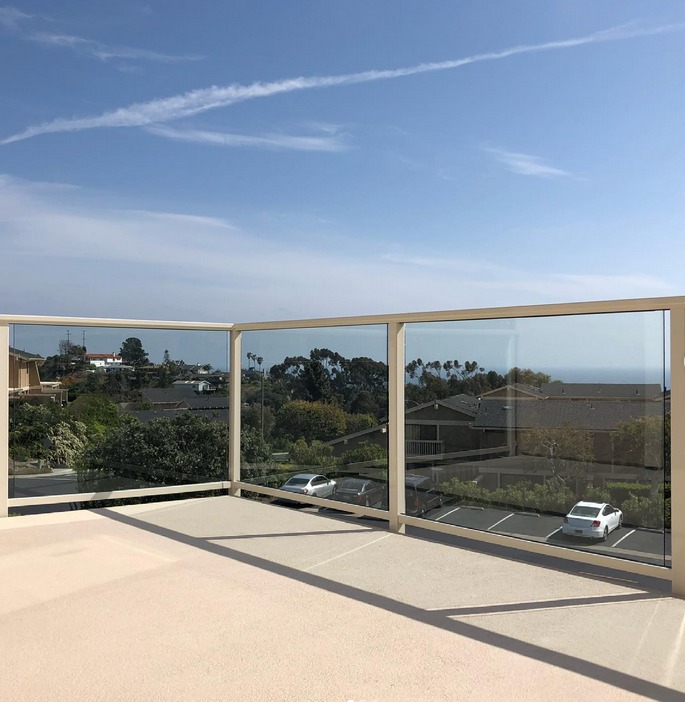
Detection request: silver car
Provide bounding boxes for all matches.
[280,473,337,498]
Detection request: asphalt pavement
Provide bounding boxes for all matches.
[314,495,670,568]
[426,502,670,567]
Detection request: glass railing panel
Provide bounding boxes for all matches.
[405,311,668,567]
[240,326,388,512]
[8,324,228,513]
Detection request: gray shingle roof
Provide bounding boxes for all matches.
[9,347,44,361]
[142,387,199,404]
[473,398,664,431]
[540,383,662,399]
[183,396,228,410]
[440,394,479,415]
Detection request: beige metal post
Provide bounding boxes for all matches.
[0,325,8,518]
[670,306,685,597]
[229,329,242,496]
[388,322,406,533]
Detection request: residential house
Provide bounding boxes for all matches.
[128,387,229,423]
[85,352,123,369]
[9,347,67,403]
[326,383,667,488]
[172,379,211,393]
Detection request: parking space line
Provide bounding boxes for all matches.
[546,527,561,539]
[611,529,636,548]
[435,507,461,522]
[487,513,514,531]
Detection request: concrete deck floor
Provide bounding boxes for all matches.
[0,495,684,701]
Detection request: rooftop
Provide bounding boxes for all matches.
[2,495,683,701]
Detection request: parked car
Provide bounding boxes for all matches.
[405,474,443,517]
[279,473,336,498]
[562,501,623,541]
[333,478,386,507]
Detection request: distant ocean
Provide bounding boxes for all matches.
[540,367,668,387]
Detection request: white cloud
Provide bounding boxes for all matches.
[0,174,677,323]
[28,32,204,63]
[0,5,32,30]
[485,147,571,178]
[145,124,349,152]
[3,22,683,145]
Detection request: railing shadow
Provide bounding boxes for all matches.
[98,506,684,701]
[199,527,376,541]
[433,592,664,617]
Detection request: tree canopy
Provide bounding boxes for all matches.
[120,337,149,367]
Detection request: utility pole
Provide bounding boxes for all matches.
[261,369,265,440]
[65,330,71,372]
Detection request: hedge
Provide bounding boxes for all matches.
[440,478,669,530]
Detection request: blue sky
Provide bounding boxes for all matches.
[2,1,685,326]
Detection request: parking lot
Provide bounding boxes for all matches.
[309,496,670,567]
[421,503,671,566]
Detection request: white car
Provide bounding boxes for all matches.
[279,473,336,498]
[562,501,623,541]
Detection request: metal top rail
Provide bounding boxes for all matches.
[2,295,685,331]
[233,295,685,330]
[0,315,233,331]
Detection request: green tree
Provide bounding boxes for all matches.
[9,401,90,470]
[241,427,272,464]
[506,367,555,387]
[519,424,595,498]
[614,414,669,495]
[289,438,336,468]
[344,412,376,434]
[47,420,88,468]
[301,360,333,402]
[120,337,149,367]
[67,394,121,435]
[78,413,228,490]
[274,400,346,444]
[242,403,276,439]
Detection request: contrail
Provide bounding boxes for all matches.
[2,22,682,146]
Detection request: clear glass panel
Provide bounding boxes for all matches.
[405,311,668,567]
[240,326,388,511]
[9,324,228,513]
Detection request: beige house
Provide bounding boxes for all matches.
[9,347,44,395]
[9,347,67,403]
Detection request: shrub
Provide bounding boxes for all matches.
[606,481,651,505]
[620,495,665,530]
[440,479,575,515]
[289,438,336,468]
[344,413,376,434]
[339,441,386,466]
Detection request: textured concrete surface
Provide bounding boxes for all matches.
[0,495,683,701]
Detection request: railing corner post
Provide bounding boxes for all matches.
[670,306,685,598]
[0,325,9,518]
[229,329,242,497]
[388,322,405,533]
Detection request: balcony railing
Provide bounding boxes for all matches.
[406,439,443,456]
[1,295,684,599]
